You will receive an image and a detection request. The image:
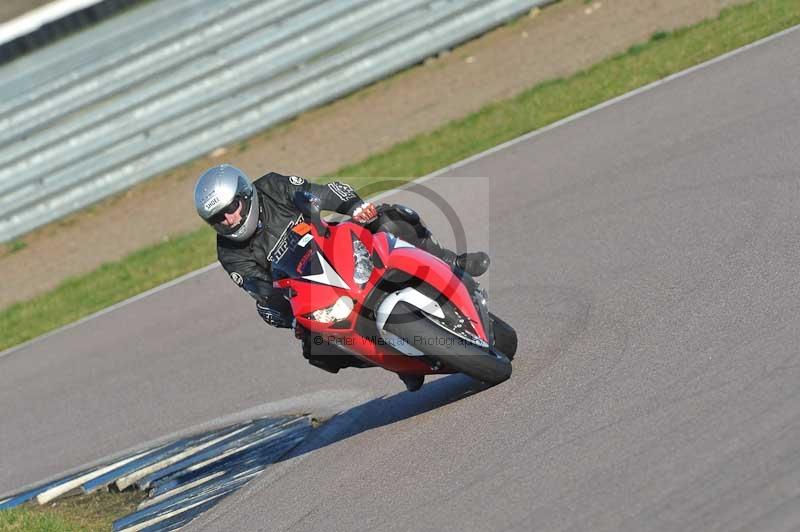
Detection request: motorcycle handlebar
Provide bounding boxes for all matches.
[243,278,289,303]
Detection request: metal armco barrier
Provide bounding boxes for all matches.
[0,0,551,243]
[0,0,151,65]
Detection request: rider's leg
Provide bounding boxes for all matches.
[367,204,490,277]
[417,229,490,278]
[299,327,370,373]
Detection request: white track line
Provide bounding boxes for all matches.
[412,22,800,185]
[2,23,798,360]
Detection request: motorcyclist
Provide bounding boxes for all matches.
[194,164,490,390]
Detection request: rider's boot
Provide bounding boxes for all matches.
[370,204,491,277]
[436,248,491,277]
[414,222,490,277]
[453,251,491,277]
[399,373,424,392]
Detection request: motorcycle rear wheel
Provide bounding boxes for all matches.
[385,302,512,385]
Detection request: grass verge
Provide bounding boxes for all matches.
[1,0,799,353]
[0,490,144,532]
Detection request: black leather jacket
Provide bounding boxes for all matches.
[216,172,363,291]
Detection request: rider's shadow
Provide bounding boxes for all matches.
[288,373,491,460]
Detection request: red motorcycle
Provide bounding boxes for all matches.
[264,192,517,388]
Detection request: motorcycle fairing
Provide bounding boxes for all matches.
[274,221,490,374]
[370,232,489,342]
[375,287,445,357]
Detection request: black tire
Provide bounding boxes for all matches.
[384,303,512,385]
[489,313,517,361]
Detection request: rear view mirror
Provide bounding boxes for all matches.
[293,191,327,236]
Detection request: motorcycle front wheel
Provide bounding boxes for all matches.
[384,302,512,385]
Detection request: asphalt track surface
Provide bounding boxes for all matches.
[2,27,800,531]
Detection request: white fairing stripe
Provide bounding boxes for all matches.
[376,287,445,357]
[393,239,415,249]
[302,252,350,289]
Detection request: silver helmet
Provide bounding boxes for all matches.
[194,164,260,242]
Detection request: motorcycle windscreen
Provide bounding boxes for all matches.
[271,232,324,281]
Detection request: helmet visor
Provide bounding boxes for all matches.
[206,195,252,236]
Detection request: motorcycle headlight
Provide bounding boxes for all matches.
[352,238,373,285]
[307,296,354,323]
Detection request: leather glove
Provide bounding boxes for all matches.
[256,302,294,328]
[351,202,378,224]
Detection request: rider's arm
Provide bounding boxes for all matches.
[264,172,364,215]
[315,180,363,215]
[217,234,271,289]
[217,236,293,328]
